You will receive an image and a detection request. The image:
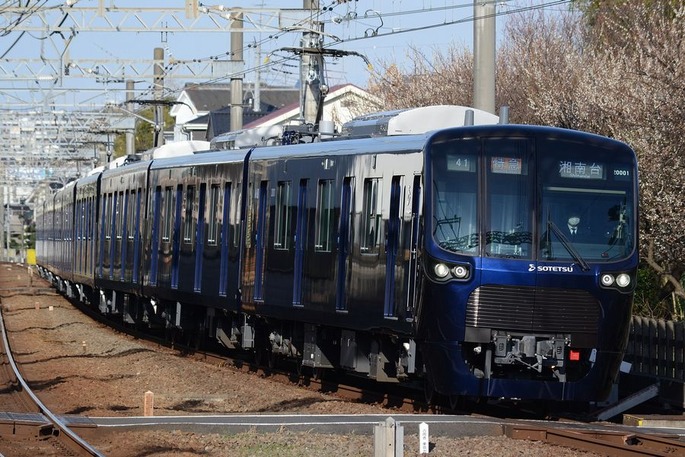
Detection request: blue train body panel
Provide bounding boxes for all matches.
[34,118,638,403]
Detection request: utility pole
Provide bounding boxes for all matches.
[300,0,327,127]
[253,40,262,112]
[153,47,165,148]
[230,13,245,132]
[473,0,496,114]
[278,1,370,142]
[125,80,135,156]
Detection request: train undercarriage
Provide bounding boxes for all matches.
[42,269,419,386]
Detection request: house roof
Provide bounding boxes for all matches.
[174,83,379,141]
[186,102,285,140]
[242,83,376,129]
[181,83,300,113]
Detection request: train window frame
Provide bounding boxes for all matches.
[483,138,533,260]
[183,185,195,245]
[208,184,220,246]
[127,189,135,241]
[361,177,383,255]
[315,179,335,253]
[105,193,113,241]
[115,191,124,241]
[274,181,292,250]
[162,187,173,242]
[232,183,241,248]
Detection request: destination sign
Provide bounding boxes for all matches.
[446,154,476,172]
[490,157,523,175]
[559,161,604,180]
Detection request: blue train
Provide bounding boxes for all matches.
[35,106,638,404]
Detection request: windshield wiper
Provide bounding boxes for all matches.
[547,219,591,271]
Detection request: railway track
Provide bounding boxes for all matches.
[3,263,684,456]
[0,298,105,457]
[507,424,685,456]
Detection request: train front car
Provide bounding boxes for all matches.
[417,125,638,402]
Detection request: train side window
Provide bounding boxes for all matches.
[127,190,136,240]
[361,178,382,254]
[208,184,220,246]
[162,187,173,242]
[105,193,113,241]
[274,180,292,250]
[184,185,195,245]
[315,179,334,252]
[232,183,241,248]
[115,192,123,240]
[221,183,232,248]
[119,191,127,240]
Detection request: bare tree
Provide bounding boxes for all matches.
[367,44,474,109]
[368,3,685,318]
[503,4,685,317]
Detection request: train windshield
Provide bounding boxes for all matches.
[538,137,635,263]
[429,133,636,262]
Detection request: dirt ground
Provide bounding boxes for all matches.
[0,263,599,456]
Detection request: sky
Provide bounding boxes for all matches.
[0,0,572,111]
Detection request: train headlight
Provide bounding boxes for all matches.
[434,263,450,279]
[616,273,631,288]
[600,274,615,287]
[452,265,469,279]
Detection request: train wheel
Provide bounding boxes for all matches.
[312,366,324,380]
[449,395,461,411]
[267,349,276,370]
[423,378,435,405]
[295,357,304,377]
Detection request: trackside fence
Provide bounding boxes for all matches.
[624,316,685,381]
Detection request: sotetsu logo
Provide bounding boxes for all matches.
[528,264,575,273]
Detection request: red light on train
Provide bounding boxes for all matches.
[569,350,581,361]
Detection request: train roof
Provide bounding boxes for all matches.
[144,134,431,170]
[75,171,101,187]
[73,124,634,181]
[248,133,432,161]
[341,105,500,138]
[148,148,249,171]
[100,159,151,178]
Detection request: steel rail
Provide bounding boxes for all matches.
[0,306,105,457]
[506,424,685,456]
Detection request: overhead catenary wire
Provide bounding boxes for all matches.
[134,0,568,101]
[1,1,575,117]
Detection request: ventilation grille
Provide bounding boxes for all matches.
[466,285,599,334]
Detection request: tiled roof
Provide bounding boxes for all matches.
[182,83,299,112]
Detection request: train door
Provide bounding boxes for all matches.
[254,181,268,301]
[292,179,308,306]
[75,199,82,276]
[178,184,196,293]
[360,177,384,306]
[384,176,402,317]
[120,190,129,282]
[219,183,231,296]
[88,197,95,277]
[132,188,142,284]
[405,175,422,317]
[309,178,337,308]
[149,186,162,286]
[111,191,121,280]
[158,186,175,286]
[194,183,206,292]
[99,193,111,279]
[264,179,295,306]
[171,184,182,289]
[335,177,353,311]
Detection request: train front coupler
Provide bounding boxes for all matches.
[491,332,570,381]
